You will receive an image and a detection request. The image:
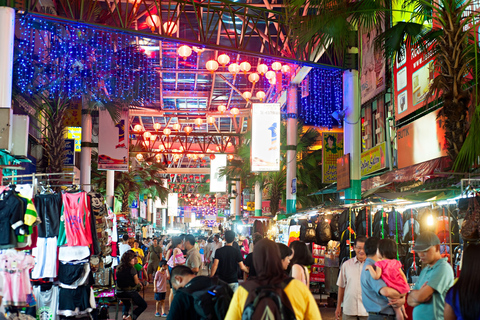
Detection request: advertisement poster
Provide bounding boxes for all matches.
[397,108,447,168]
[322,132,344,183]
[361,25,386,104]
[393,2,435,121]
[168,193,178,217]
[66,127,82,152]
[361,142,387,176]
[251,103,281,172]
[210,154,227,193]
[98,109,129,171]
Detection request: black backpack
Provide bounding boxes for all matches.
[180,276,233,320]
[241,278,296,320]
[373,210,389,239]
[315,220,332,244]
[355,208,372,238]
[330,214,340,241]
[305,222,317,243]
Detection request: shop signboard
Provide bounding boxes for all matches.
[262,201,271,215]
[168,193,178,217]
[66,127,82,152]
[64,139,75,166]
[210,154,227,192]
[216,194,228,209]
[397,108,447,168]
[251,103,281,172]
[322,132,344,183]
[360,25,386,104]
[98,109,129,171]
[360,142,387,176]
[337,154,350,191]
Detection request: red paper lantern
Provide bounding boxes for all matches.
[210,154,216,160]
[200,175,205,179]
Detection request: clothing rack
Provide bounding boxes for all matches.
[1,172,75,194]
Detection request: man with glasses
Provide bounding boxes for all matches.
[336,236,369,320]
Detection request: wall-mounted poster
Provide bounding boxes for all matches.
[361,25,386,104]
[322,132,344,183]
[98,109,129,171]
[251,103,281,172]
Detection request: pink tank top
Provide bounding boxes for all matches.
[62,192,92,246]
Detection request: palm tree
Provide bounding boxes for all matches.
[286,0,480,171]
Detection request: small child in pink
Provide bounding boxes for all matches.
[366,239,410,320]
[154,260,169,317]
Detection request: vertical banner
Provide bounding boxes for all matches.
[322,133,344,183]
[210,154,227,193]
[98,109,129,171]
[64,139,75,166]
[251,103,281,172]
[168,193,178,217]
[361,25,386,104]
[337,154,351,191]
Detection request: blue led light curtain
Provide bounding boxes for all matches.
[299,68,343,129]
[15,15,158,105]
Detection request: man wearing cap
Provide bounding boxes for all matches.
[407,231,454,320]
[361,237,406,320]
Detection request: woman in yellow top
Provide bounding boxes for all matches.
[131,240,145,265]
[225,239,321,320]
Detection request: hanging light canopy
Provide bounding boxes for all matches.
[184,126,193,135]
[248,73,260,84]
[217,54,230,66]
[192,46,205,54]
[133,124,143,132]
[265,70,276,80]
[239,61,251,73]
[177,45,192,59]
[257,64,268,75]
[136,153,144,161]
[194,118,203,126]
[269,77,276,85]
[256,91,266,101]
[143,131,152,140]
[163,128,172,136]
[281,64,291,73]
[218,105,227,113]
[155,154,162,160]
[243,91,252,101]
[227,154,234,160]
[146,14,160,31]
[271,61,282,71]
[230,107,240,116]
[207,116,215,124]
[163,21,178,35]
[206,60,219,72]
[172,123,181,131]
[153,123,161,131]
[228,63,240,75]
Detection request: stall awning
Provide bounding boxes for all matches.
[309,183,338,196]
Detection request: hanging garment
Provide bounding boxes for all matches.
[31,237,58,279]
[0,191,25,247]
[0,251,35,306]
[58,192,92,247]
[16,184,34,199]
[35,194,62,238]
[58,246,90,262]
[33,285,59,320]
[58,286,95,317]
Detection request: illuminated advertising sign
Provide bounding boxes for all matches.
[361,142,387,176]
[251,103,281,172]
[210,154,227,193]
[168,193,178,217]
[397,108,447,168]
[322,132,344,183]
[98,109,129,171]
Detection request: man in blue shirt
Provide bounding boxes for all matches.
[407,232,454,320]
[360,237,406,320]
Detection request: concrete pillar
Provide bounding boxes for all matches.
[106,170,115,209]
[0,7,14,109]
[254,180,262,217]
[286,85,298,214]
[343,70,361,202]
[236,180,241,220]
[80,96,92,192]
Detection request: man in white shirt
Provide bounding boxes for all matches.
[336,236,369,320]
[118,234,131,258]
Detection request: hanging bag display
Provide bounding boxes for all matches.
[461,197,480,240]
[304,222,317,243]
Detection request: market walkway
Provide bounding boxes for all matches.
[113,284,336,320]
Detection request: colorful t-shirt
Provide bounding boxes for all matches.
[154,270,167,293]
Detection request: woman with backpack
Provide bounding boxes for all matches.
[289,241,315,289]
[225,239,321,320]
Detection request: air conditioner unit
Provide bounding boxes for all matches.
[375,113,382,119]
[376,127,382,134]
[363,135,369,141]
[364,120,370,126]
[11,115,29,157]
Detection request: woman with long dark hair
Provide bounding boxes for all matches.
[225,239,321,319]
[289,240,315,288]
[115,250,147,320]
[444,243,480,320]
[277,243,293,271]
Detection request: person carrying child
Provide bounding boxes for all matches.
[365,239,410,320]
[154,260,169,317]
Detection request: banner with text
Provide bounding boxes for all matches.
[168,193,178,217]
[337,154,350,191]
[210,154,227,193]
[322,132,344,183]
[361,142,387,176]
[361,25,386,104]
[251,103,281,172]
[98,109,129,171]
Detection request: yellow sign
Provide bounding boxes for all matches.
[322,133,344,183]
[361,142,387,176]
[66,127,82,152]
[246,202,255,211]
